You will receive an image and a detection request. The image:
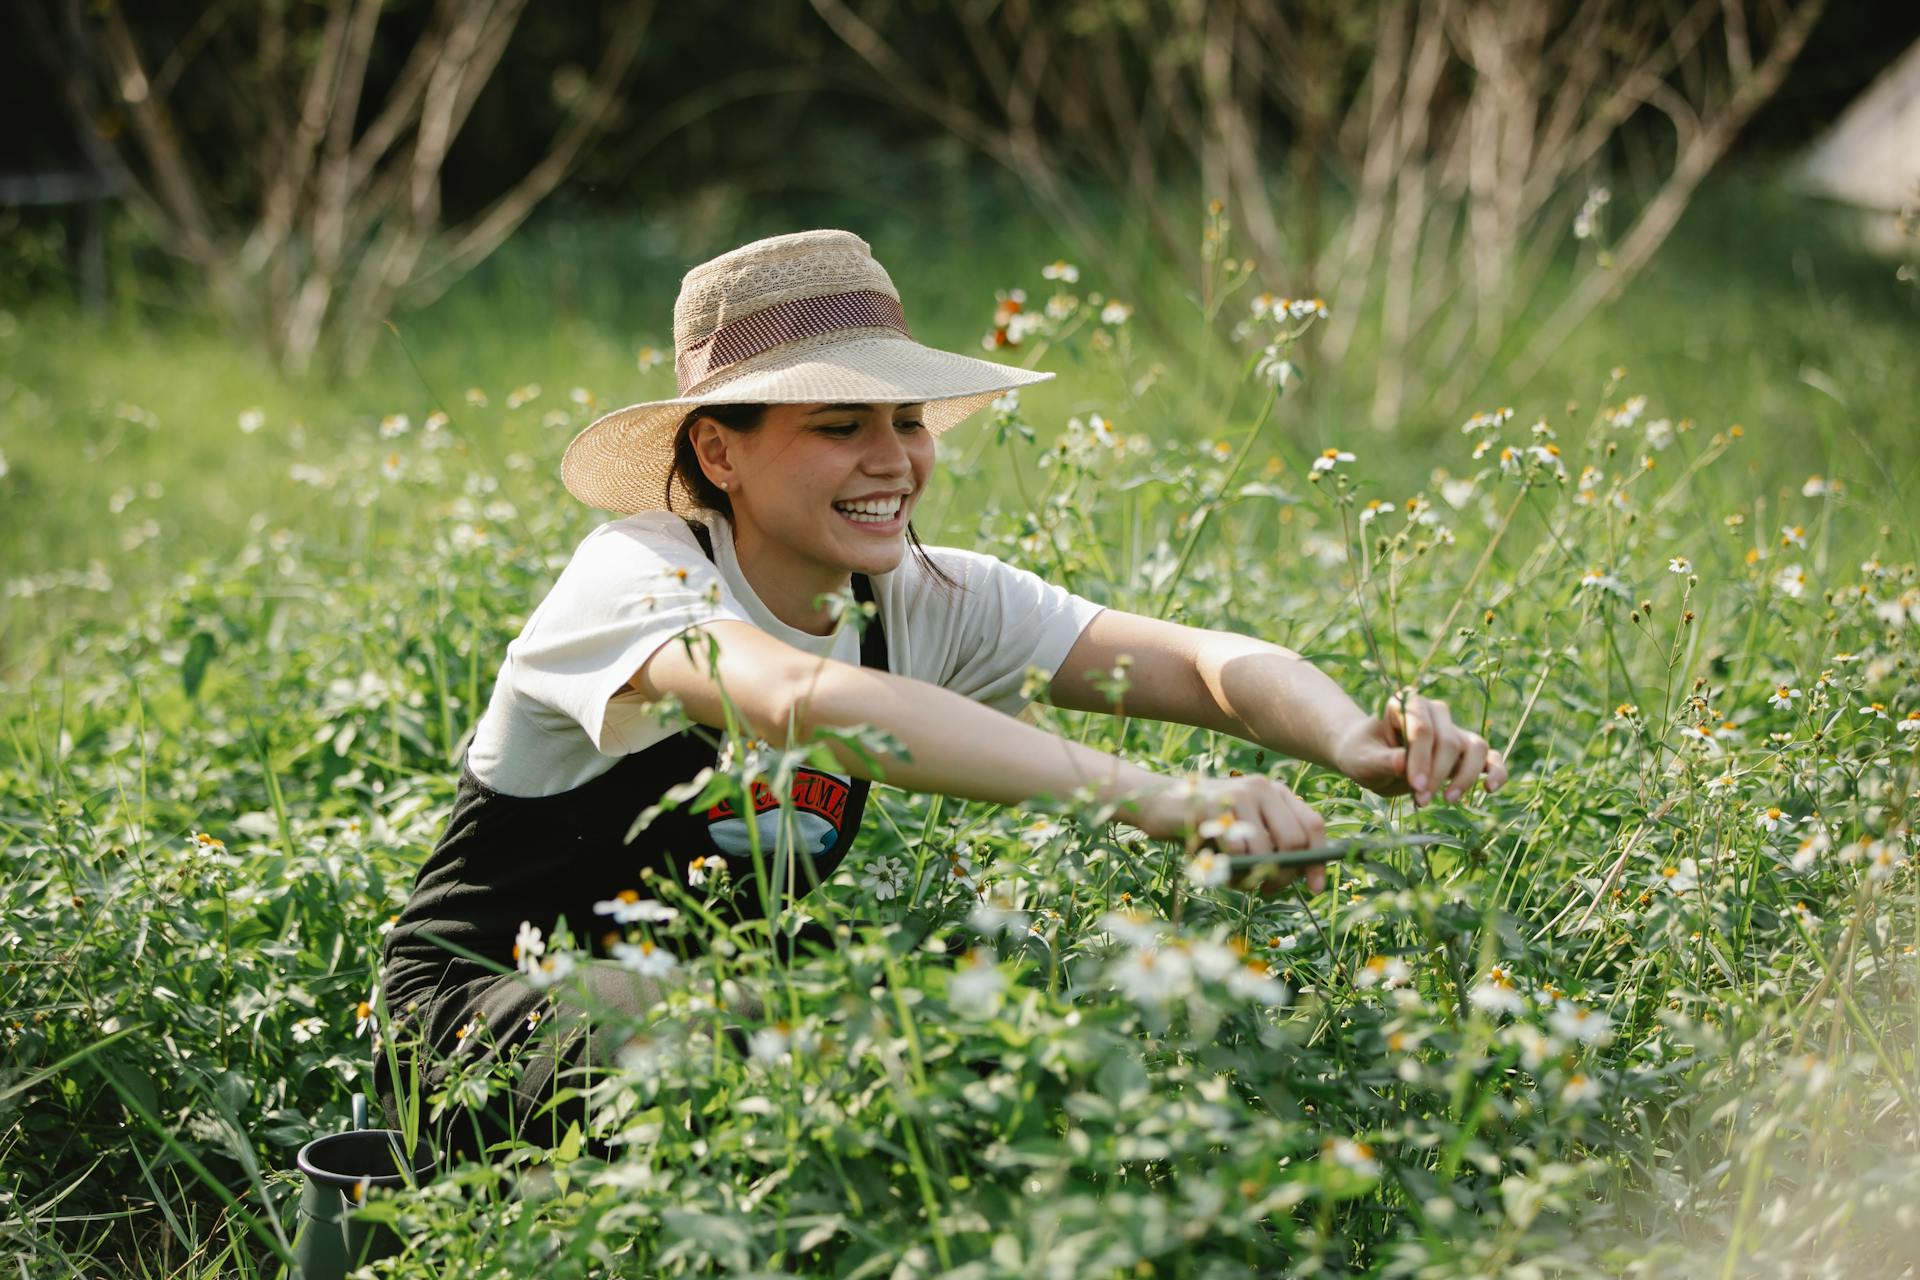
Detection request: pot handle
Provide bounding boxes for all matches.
[350,1092,368,1132]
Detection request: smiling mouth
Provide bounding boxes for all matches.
[832,494,906,525]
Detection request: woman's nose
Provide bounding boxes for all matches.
[864,427,914,476]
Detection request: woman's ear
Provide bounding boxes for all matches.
[690,415,737,492]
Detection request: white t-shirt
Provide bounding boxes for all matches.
[465,509,1108,797]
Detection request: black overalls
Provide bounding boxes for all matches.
[372,517,889,1159]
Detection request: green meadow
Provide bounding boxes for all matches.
[3,171,1917,1276]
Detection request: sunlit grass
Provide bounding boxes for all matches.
[2,182,1917,1275]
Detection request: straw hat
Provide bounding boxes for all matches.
[561,229,1057,513]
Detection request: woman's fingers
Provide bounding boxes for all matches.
[1446,732,1488,803]
[1255,785,1309,852]
[1288,788,1328,848]
[1390,693,1511,806]
[1399,692,1436,799]
[1249,784,1324,896]
[1284,788,1328,894]
[1423,701,1461,806]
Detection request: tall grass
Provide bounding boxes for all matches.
[1,179,1916,1276]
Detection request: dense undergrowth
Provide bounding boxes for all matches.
[3,192,1918,1276]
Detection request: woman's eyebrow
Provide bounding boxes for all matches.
[804,403,926,415]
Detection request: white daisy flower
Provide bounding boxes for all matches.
[1791,829,1831,873]
[1460,406,1514,434]
[513,920,546,965]
[1505,1023,1560,1071]
[1866,841,1907,884]
[354,985,380,1038]
[949,947,1006,1016]
[1656,859,1699,893]
[521,950,577,990]
[1322,1137,1381,1177]
[1111,946,1192,1005]
[968,887,1030,936]
[1099,909,1163,948]
[452,1012,484,1054]
[749,1022,793,1065]
[1187,850,1232,888]
[860,856,909,901]
[1548,1003,1614,1046]
[593,891,678,925]
[1356,955,1412,991]
[611,939,678,978]
[1468,965,1526,1015]
[1226,959,1287,1005]
[1579,568,1630,599]
[1561,1072,1602,1106]
[1311,448,1356,473]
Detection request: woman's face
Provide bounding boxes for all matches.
[695,401,934,577]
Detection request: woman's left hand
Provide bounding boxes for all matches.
[1329,688,1507,807]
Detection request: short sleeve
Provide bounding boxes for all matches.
[506,515,755,754]
[915,547,1107,716]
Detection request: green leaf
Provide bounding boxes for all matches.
[181,630,218,699]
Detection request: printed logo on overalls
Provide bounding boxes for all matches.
[703,768,851,858]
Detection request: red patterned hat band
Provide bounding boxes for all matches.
[675,289,912,394]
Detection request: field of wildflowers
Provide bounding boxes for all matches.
[3,195,1918,1277]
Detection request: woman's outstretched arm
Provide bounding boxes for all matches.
[1041,609,1506,808]
[630,619,1181,830]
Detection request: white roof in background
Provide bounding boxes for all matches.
[1795,37,1920,212]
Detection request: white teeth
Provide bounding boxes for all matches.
[833,495,903,519]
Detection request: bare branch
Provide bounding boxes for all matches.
[418,0,657,295]
[1506,0,1827,388]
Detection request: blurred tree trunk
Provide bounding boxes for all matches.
[33,0,651,378]
[814,0,1825,424]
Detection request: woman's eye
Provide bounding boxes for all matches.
[820,420,922,435]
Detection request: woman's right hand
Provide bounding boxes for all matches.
[1129,774,1330,894]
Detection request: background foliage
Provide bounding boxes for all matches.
[3,4,1919,1277]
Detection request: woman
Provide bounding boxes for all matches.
[373,229,1505,1162]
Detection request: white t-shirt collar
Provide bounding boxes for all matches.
[699,510,861,659]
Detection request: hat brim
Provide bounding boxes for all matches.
[561,334,1056,514]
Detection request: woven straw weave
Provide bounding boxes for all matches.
[562,229,1053,514]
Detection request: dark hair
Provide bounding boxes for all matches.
[666,404,965,596]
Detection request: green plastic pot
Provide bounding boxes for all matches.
[291,1094,435,1280]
